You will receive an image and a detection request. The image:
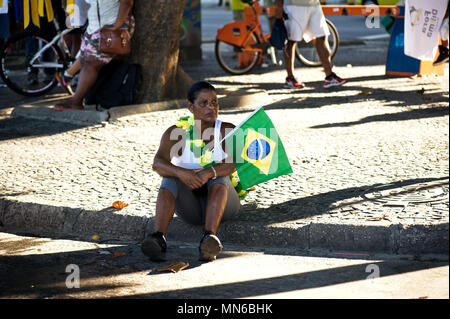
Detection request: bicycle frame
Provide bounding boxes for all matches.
[216,1,275,53]
[29,28,73,68]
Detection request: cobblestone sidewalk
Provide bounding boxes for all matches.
[0,58,448,254]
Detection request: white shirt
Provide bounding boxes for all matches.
[86,0,121,35]
[172,120,228,170]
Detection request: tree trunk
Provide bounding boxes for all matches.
[131,0,193,103]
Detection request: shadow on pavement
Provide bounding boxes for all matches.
[0,238,447,298]
[309,106,449,129]
[124,259,448,298]
[237,176,449,224]
[1,176,448,254]
[0,116,86,142]
[212,75,449,114]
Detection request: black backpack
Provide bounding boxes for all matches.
[85,60,142,109]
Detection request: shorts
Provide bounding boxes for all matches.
[283,5,330,43]
[80,15,135,64]
[160,176,241,226]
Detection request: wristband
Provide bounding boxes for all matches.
[210,166,217,180]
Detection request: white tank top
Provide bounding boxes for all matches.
[172,120,228,170]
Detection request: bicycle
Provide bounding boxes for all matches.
[0,25,78,97]
[215,0,339,75]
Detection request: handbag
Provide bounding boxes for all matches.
[97,1,131,55]
[99,27,131,55]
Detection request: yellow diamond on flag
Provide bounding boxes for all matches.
[241,129,276,175]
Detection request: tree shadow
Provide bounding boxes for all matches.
[234,177,449,225]
[310,106,449,129]
[212,73,449,115]
[0,116,86,142]
[124,258,448,299]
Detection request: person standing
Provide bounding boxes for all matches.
[275,0,347,89]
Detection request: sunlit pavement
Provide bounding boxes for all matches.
[0,231,448,299]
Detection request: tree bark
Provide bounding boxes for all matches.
[131,0,193,103]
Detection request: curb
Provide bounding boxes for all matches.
[10,92,272,125]
[1,198,448,255]
[11,106,108,125]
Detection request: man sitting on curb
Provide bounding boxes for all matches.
[141,81,241,262]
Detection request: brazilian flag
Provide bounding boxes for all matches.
[224,107,293,190]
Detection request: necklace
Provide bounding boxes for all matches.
[176,115,215,167]
[175,115,247,200]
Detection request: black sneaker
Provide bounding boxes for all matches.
[199,233,223,262]
[433,45,449,66]
[141,232,167,262]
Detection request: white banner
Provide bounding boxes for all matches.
[404,0,448,61]
[0,0,8,15]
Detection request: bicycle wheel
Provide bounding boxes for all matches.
[215,32,261,75]
[295,19,339,67]
[0,31,65,96]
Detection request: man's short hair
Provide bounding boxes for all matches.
[187,81,216,103]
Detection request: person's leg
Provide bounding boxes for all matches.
[199,177,240,261]
[311,24,347,88]
[434,13,449,66]
[70,33,82,57]
[142,177,179,261]
[199,182,227,261]
[314,35,332,77]
[282,6,305,88]
[56,57,104,109]
[204,183,228,234]
[65,58,81,79]
[283,40,297,80]
[204,177,241,233]
[153,188,176,234]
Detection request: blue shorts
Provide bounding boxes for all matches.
[160,176,241,225]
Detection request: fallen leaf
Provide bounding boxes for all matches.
[112,201,129,210]
[157,261,189,273]
[91,235,100,241]
[358,89,372,95]
[367,215,390,221]
[112,252,127,257]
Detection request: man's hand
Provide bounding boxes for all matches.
[177,169,207,190]
[196,167,215,185]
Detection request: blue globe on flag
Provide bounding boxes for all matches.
[246,139,271,160]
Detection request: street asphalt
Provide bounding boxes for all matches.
[0,12,448,257]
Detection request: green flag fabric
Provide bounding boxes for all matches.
[224,107,293,190]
